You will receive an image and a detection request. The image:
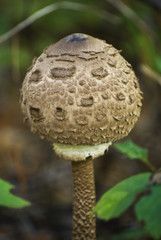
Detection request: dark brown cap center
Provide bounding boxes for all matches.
[66,34,88,42]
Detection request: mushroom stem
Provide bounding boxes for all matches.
[53,143,111,239]
[72,157,96,240]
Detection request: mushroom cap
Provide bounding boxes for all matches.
[20,33,142,145]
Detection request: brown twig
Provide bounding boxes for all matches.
[140,63,161,86]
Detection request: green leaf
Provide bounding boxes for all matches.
[135,185,161,239]
[114,140,156,171]
[114,140,148,163]
[0,178,30,208]
[93,173,151,220]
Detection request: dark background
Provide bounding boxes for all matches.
[0,0,161,239]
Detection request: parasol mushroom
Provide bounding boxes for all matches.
[20,33,142,240]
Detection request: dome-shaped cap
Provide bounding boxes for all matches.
[20,33,142,145]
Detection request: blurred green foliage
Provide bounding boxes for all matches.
[114,140,155,171]
[1,0,161,79]
[1,1,161,239]
[93,172,151,220]
[111,228,147,240]
[0,0,104,74]
[94,140,161,239]
[135,185,161,239]
[114,140,148,164]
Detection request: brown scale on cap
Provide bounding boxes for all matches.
[21,33,142,145]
